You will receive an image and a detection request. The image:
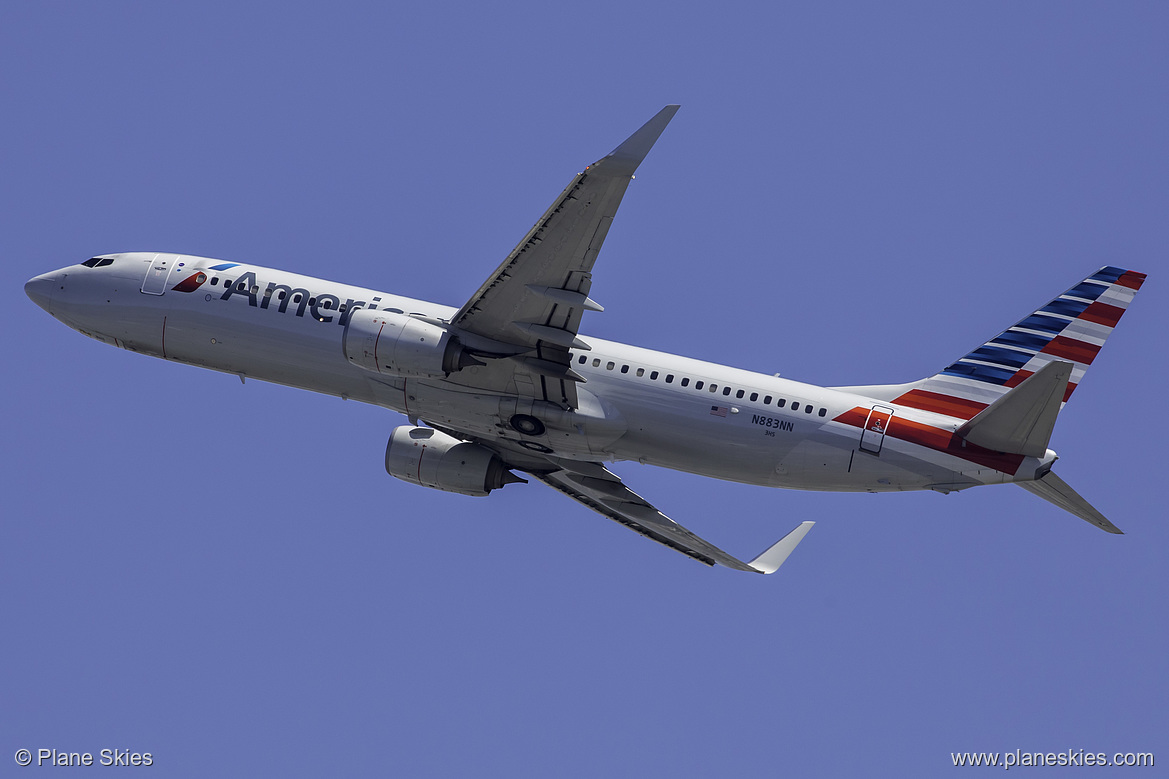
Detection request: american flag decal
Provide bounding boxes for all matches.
[710,406,728,417]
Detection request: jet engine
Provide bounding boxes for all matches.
[343,308,482,378]
[385,426,526,497]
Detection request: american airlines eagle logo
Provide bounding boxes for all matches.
[170,262,239,293]
[170,271,208,293]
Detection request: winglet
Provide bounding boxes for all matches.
[596,105,680,175]
[749,521,815,574]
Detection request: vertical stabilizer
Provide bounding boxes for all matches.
[889,267,1146,420]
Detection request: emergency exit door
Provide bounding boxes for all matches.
[859,405,894,455]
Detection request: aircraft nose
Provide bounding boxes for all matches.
[25,272,57,313]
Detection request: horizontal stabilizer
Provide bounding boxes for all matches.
[957,361,1071,456]
[1017,470,1122,534]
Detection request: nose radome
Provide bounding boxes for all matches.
[25,272,56,313]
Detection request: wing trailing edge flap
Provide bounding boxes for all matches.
[533,462,814,573]
[1016,470,1122,534]
[956,360,1071,457]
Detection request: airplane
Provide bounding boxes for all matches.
[24,105,1147,574]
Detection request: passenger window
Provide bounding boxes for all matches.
[636,368,644,377]
[818,408,827,417]
[805,405,814,414]
[709,384,718,393]
[694,380,703,390]
[681,378,689,387]
[666,374,674,383]
[791,402,800,411]
[723,386,732,396]
[778,399,786,408]
[607,362,615,370]
[650,371,659,380]
[278,291,286,300]
[592,358,601,367]
[620,365,629,374]
[736,389,745,399]
[211,277,219,285]
[764,395,772,404]
[749,392,758,401]
[250,285,259,295]
[578,355,586,364]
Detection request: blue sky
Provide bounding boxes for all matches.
[2,2,1166,775]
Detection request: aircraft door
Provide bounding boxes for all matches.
[141,253,176,295]
[859,405,894,455]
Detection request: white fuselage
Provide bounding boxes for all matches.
[26,252,1051,494]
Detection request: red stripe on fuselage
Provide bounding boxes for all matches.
[833,406,1027,475]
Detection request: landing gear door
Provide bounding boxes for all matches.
[141,253,176,295]
[859,405,894,455]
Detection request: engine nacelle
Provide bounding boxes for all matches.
[385,426,525,497]
[343,308,480,378]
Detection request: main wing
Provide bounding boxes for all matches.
[532,459,814,574]
[443,105,680,409]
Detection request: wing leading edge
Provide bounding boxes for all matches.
[532,461,814,573]
[430,108,815,573]
[444,106,680,409]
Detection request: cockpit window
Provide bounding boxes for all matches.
[81,257,115,268]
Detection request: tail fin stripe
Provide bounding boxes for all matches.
[1065,281,1109,301]
[1060,318,1111,345]
[926,375,1017,404]
[993,330,1054,351]
[1017,313,1073,335]
[1042,336,1101,365]
[941,362,1016,384]
[1090,266,1127,283]
[1042,298,1092,318]
[1117,270,1147,290]
[1096,292,1139,316]
[968,345,1035,367]
[1079,302,1125,328]
[894,389,989,418]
